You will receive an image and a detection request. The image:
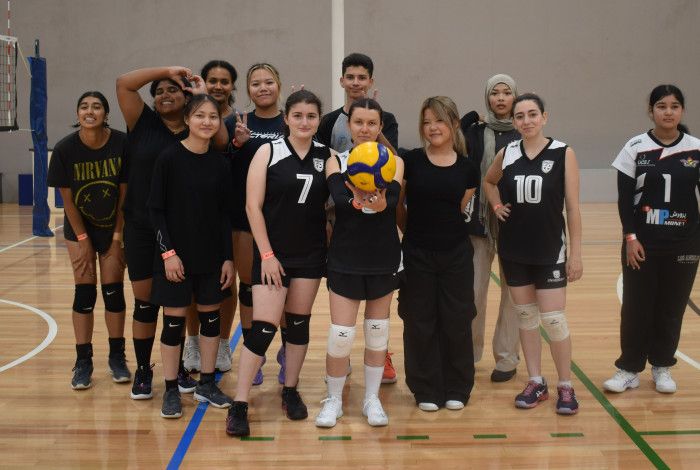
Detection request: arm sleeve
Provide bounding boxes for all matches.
[617,171,637,234]
[382,112,399,151]
[327,172,354,212]
[385,180,401,209]
[147,154,174,253]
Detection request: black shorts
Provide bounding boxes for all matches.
[500,259,567,290]
[150,271,226,308]
[124,219,155,282]
[64,217,113,254]
[327,270,398,301]
[252,259,325,288]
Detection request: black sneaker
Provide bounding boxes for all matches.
[130,365,154,400]
[160,388,182,419]
[194,381,233,408]
[490,368,517,383]
[515,379,549,409]
[108,353,132,383]
[281,386,308,420]
[71,358,93,390]
[178,370,198,394]
[556,385,579,415]
[226,401,250,436]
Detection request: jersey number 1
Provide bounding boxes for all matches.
[296,174,313,203]
[514,175,542,204]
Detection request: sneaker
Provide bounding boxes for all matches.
[252,356,266,386]
[277,345,286,385]
[216,340,232,373]
[108,353,131,383]
[603,369,640,393]
[315,396,343,428]
[490,368,517,383]
[652,366,677,394]
[445,400,464,410]
[160,388,182,419]
[515,380,549,409]
[281,386,308,420]
[226,401,250,436]
[178,370,198,394]
[71,358,93,390]
[363,395,388,426]
[194,381,234,408]
[556,385,579,415]
[130,365,154,400]
[183,336,201,372]
[381,352,397,384]
[418,402,439,412]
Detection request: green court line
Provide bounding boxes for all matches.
[396,435,429,440]
[551,432,584,438]
[473,434,507,439]
[319,436,352,441]
[639,430,700,436]
[240,436,275,441]
[490,271,669,470]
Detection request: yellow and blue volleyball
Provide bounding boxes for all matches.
[347,142,396,192]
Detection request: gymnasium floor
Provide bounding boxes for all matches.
[0,203,698,469]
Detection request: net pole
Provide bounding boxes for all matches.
[29,46,52,237]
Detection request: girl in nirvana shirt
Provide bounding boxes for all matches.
[397,96,479,413]
[604,85,700,395]
[48,91,129,390]
[148,95,235,419]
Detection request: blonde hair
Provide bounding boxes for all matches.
[246,63,282,107]
[419,96,466,155]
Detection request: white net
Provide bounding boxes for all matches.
[0,35,18,131]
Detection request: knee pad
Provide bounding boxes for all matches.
[284,312,310,345]
[244,320,277,356]
[238,281,253,308]
[73,284,97,314]
[133,299,159,323]
[540,310,569,341]
[198,310,221,338]
[101,282,126,313]
[327,324,356,358]
[516,303,540,330]
[364,318,390,352]
[160,315,186,346]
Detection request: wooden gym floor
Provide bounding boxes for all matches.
[0,203,698,469]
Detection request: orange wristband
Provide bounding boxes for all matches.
[493,204,503,211]
[232,138,242,148]
[262,251,275,260]
[352,199,363,210]
[162,249,176,260]
[625,233,637,242]
[76,233,88,241]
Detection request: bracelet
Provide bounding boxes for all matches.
[352,199,363,210]
[262,251,275,260]
[232,138,242,148]
[162,249,176,260]
[76,233,88,241]
[625,233,637,242]
[493,204,503,211]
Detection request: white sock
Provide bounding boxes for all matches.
[364,364,384,400]
[558,380,572,388]
[326,375,347,399]
[530,376,544,384]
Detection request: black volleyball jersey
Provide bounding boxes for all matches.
[327,151,402,274]
[612,131,700,254]
[497,138,567,265]
[258,138,330,268]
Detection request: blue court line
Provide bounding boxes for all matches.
[167,323,243,470]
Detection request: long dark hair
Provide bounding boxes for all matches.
[201,60,238,106]
[649,84,689,133]
[283,90,322,137]
[72,91,110,128]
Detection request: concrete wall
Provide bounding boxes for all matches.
[1,0,698,202]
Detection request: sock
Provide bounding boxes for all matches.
[108,337,125,358]
[364,364,384,400]
[76,343,93,360]
[558,380,573,388]
[530,376,544,384]
[178,336,186,373]
[133,337,155,369]
[199,372,215,385]
[280,327,288,347]
[165,379,178,391]
[326,375,347,399]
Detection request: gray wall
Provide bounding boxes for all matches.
[1,0,699,202]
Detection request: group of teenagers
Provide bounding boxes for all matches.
[47,51,700,437]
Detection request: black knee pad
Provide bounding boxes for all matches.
[101,282,126,313]
[73,284,97,314]
[243,320,277,356]
[160,315,186,346]
[238,281,253,308]
[134,299,159,323]
[284,312,310,345]
[198,310,221,338]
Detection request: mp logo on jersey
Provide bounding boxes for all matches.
[313,158,324,173]
[541,160,554,174]
[643,205,687,226]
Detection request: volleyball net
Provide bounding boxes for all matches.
[0,34,18,131]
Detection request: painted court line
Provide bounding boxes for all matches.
[0,298,59,372]
[0,225,63,254]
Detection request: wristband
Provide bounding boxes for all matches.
[76,233,88,241]
[232,138,242,148]
[162,249,176,260]
[352,199,363,210]
[625,233,637,242]
[493,204,503,211]
[262,251,275,260]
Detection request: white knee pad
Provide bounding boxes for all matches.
[327,324,356,358]
[516,303,540,330]
[364,318,390,352]
[540,310,569,341]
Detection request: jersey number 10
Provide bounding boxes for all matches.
[514,175,543,204]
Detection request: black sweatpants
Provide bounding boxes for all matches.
[616,246,698,372]
[398,239,476,406]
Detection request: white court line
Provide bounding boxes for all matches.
[0,225,63,254]
[616,273,700,372]
[0,298,58,372]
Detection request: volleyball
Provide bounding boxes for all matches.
[347,142,396,192]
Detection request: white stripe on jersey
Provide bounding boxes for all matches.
[269,138,327,168]
[502,139,567,170]
[337,150,350,173]
[696,186,700,216]
[557,230,566,264]
[612,132,700,177]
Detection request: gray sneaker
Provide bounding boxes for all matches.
[108,353,131,383]
[194,381,233,408]
[71,358,93,390]
[161,388,182,419]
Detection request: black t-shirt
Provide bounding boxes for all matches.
[403,148,479,250]
[48,129,128,231]
[147,142,233,274]
[123,103,188,225]
[258,138,330,268]
[224,111,285,231]
[317,107,399,153]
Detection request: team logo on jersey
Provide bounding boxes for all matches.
[553,270,560,279]
[680,157,698,168]
[643,206,687,226]
[636,157,653,167]
[541,160,554,174]
[678,254,700,263]
[313,158,324,173]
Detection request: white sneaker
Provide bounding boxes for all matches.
[418,402,439,412]
[445,400,464,410]
[183,336,201,372]
[315,396,343,428]
[603,369,640,393]
[652,366,677,393]
[216,339,232,372]
[363,395,388,426]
